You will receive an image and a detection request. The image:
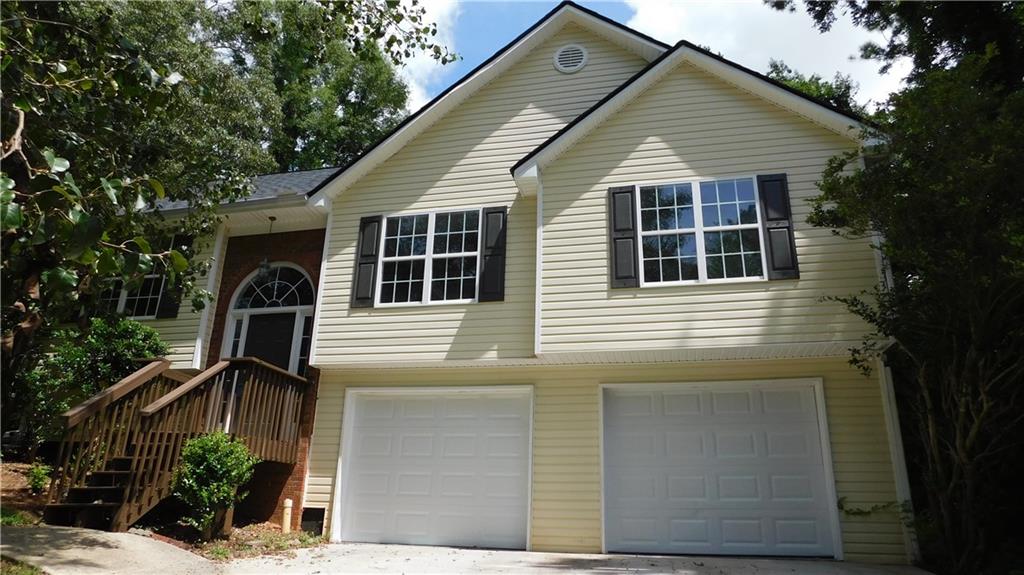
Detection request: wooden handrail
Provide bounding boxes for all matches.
[229,357,309,383]
[62,359,170,429]
[138,361,230,417]
[48,358,186,506]
[114,358,309,530]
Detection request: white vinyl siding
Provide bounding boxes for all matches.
[313,23,649,364]
[138,233,223,368]
[306,357,908,564]
[540,60,876,353]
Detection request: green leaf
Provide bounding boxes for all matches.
[100,178,120,205]
[67,211,104,258]
[168,249,188,273]
[148,178,165,199]
[44,150,70,173]
[123,251,139,275]
[42,267,77,290]
[63,173,81,196]
[137,253,154,274]
[0,175,14,193]
[97,250,119,275]
[131,236,152,254]
[0,201,22,231]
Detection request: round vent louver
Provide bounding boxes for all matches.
[553,44,587,74]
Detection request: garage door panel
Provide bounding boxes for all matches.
[604,383,835,557]
[341,390,530,549]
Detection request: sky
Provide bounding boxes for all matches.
[397,0,911,113]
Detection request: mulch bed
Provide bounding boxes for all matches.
[0,463,47,522]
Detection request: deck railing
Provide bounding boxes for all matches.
[47,359,190,504]
[112,357,308,530]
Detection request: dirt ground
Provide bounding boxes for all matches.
[1,463,46,522]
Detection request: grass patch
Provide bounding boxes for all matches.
[1,557,43,575]
[190,522,325,562]
[0,508,35,527]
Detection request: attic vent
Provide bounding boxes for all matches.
[553,44,587,74]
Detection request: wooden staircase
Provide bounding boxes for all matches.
[45,357,311,531]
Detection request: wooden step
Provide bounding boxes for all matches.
[43,502,119,530]
[86,470,131,487]
[65,486,125,504]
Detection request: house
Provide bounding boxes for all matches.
[47,2,914,565]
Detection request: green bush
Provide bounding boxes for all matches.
[172,432,259,536]
[18,318,168,447]
[26,463,51,495]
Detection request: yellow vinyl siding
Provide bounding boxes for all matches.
[313,23,648,365]
[140,232,223,368]
[540,59,876,353]
[305,358,907,564]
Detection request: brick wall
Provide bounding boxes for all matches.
[211,229,325,531]
[205,228,326,368]
[237,371,319,532]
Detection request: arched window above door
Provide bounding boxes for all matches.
[234,265,314,309]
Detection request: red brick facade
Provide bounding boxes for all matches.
[209,229,325,531]
[205,228,326,369]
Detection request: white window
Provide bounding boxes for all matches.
[378,209,481,305]
[99,275,166,319]
[638,177,766,285]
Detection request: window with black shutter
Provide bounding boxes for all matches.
[607,174,799,286]
[353,207,507,307]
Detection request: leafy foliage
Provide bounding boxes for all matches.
[172,432,259,536]
[17,318,167,447]
[768,2,1024,573]
[211,1,412,171]
[766,59,867,116]
[25,463,51,495]
[1,0,451,431]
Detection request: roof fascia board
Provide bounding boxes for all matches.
[307,2,668,206]
[514,44,869,179]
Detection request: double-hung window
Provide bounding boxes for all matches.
[377,209,481,305]
[638,176,766,285]
[99,275,166,319]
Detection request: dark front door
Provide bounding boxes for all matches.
[243,312,296,370]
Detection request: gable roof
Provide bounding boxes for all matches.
[512,40,870,184]
[306,1,668,205]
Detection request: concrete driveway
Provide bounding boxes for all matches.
[226,542,929,575]
[1,525,210,575]
[3,526,929,575]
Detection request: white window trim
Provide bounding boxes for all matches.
[634,175,769,287]
[374,207,485,308]
[220,262,316,374]
[106,274,166,320]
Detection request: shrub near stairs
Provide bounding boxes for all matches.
[172,432,258,540]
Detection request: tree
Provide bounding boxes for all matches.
[211,0,412,171]
[767,2,1024,573]
[1,0,453,429]
[766,59,867,116]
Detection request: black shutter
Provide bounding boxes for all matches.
[350,215,383,308]
[757,174,800,280]
[478,206,508,302]
[607,186,639,288]
[155,234,194,319]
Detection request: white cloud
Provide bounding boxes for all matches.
[398,0,462,112]
[625,0,911,110]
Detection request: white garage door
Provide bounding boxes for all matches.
[603,382,837,557]
[339,388,530,549]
